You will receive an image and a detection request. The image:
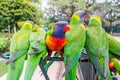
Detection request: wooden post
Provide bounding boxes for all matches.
[8,25,10,34]
[14,24,16,33]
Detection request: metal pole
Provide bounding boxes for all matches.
[39,60,50,80]
[78,62,85,80]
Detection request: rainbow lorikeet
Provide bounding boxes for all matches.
[46,21,70,57]
[86,15,112,80]
[64,10,87,80]
[24,26,47,80]
[109,52,120,75]
[6,21,33,80]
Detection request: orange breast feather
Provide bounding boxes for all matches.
[46,35,66,51]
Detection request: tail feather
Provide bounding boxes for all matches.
[98,68,112,80]
[90,56,106,78]
[65,63,78,80]
[24,51,46,80]
[6,54,26,80]
[90,55,112,80]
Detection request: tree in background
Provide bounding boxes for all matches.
[45,0,86,22]
[0,0,43,33]
[86,0,120,33]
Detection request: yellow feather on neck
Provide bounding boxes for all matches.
[80,24,87,30]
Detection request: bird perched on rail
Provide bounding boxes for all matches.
[46,21,70,57]
[24,26,47,80]
[6,21,33,80]
[63,10,87,80]
[85,15,112,80]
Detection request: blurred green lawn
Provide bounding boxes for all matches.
[0,60,8,77]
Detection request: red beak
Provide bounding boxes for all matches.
[64,25,70,32]
[84,15,88,21]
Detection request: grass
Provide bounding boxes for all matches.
[0,60,8,77]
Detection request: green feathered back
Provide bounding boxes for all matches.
[29,28,46,53]
[86,16,112,80]
[7,21,33,80]
[86,27,108,57]
[64,13,86,80]
[10,22,33,61]
[24,27,47,80]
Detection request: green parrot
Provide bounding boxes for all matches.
[24,26,47,80]
[106,33,120,56]
[85,15,112,80]
[64,11,86,80]
[111,58,120,74]
[109,53,120,75]
[6,21,33,80]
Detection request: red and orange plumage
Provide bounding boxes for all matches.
[46,35,66,51]
[46,21,70,56]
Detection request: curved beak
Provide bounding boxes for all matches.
[83,15,89,29]
[64,25,70,32]
[84,15,88,21]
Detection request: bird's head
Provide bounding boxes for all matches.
[53,21,70,38]
[90,15,102,24]
[21,20,34,30]
[88,15,102,27]
[55,21,70,32]
[75,10,89,27]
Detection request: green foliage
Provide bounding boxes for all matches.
[0,0,43,31]
[28,0,41,3]
[0,33,12,53]
[0,37,8,51]
[0,60,8,77]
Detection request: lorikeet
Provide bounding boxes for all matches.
[111,58,120,74]
[24,26,47,80]
[6,21,33,80]
[64,10,87,80]
[85,15,112,80]
[46,21,70,57]
[109,53,120,75]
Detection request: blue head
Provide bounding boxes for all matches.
[53,21,70,38]
[75,10,89,26]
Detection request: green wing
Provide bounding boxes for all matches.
[64,25,86,70]
[64,13,86,79]
[24,28,47,80]
[86,27,108,56]
[86,16,112,80]
[46,25,54,35]
[106,33,120,56]
[6,21,33,80]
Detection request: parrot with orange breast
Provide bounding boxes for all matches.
[46,21,70,57]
